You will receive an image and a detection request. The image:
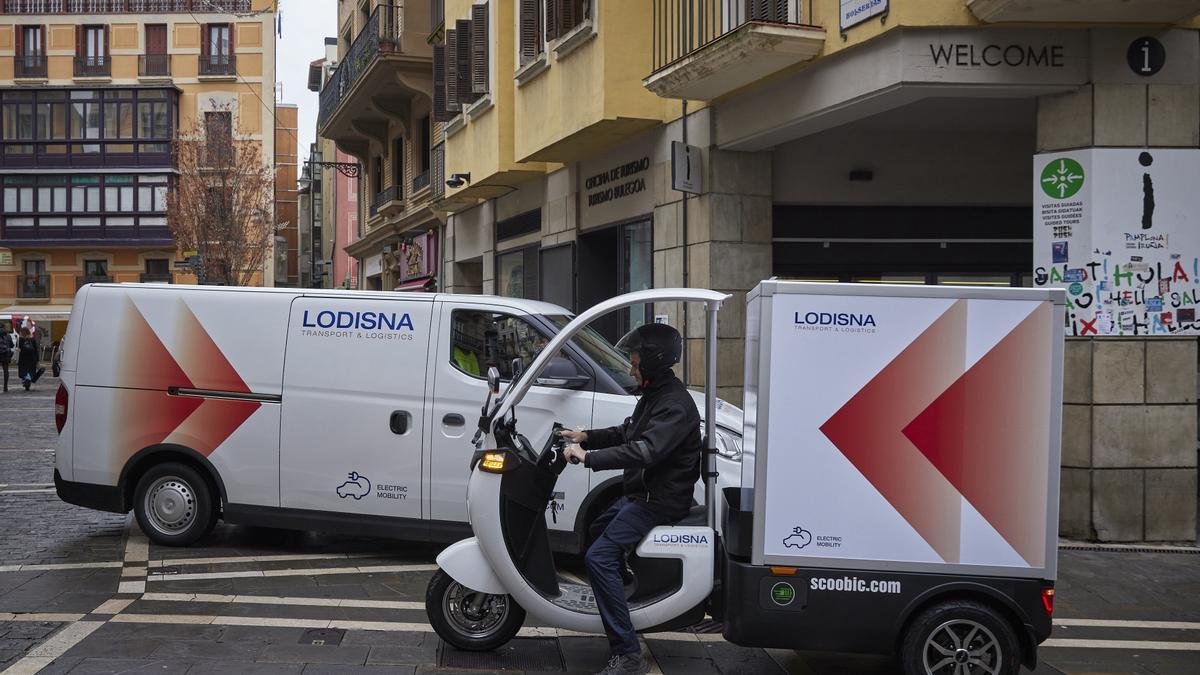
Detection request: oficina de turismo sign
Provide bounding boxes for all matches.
[841,0,887,32]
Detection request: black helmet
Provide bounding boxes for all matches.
[616,322,682,377]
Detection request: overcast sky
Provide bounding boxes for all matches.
[277,1,337,164]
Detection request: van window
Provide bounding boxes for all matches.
[450,309,548,380]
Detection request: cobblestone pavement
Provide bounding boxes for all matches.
[1,379,1198,673]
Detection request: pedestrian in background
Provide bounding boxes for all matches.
[16,327,43,392]
[0,323,12,393]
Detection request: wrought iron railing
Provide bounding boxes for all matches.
[2,0,249,11]
[76,274,113,289]
[13,54,46,78]
[139,53,171,77]
[370,184,400,215]
[16,274,49,299]
[412,169,430,194]
[198,53,236,76]
[74,56,110,77]
[140,272,173,283]
[318,3,404,130]
[651,0,812,72]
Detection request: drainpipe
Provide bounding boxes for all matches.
[681,98,690,385]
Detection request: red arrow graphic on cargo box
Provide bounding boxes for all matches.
[901,303,1052,568]
[113,296,261,459]
[819,301,968,563]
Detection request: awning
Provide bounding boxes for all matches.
[394,277,436,292]
[0,305,73,322]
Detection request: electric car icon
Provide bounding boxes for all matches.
[336,472,372,500]
[783,527,812,549]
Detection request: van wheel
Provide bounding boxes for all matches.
[427,569,524,651]
[133,462,216,547]
[899,599,1021,675]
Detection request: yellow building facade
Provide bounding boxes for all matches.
[435,0,1200,544]
[0,0,277,339]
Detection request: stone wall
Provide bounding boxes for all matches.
[1060,337,1198,542]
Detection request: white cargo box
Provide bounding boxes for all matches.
[743,281,1065,580]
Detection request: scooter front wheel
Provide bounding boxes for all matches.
[426,569,526,651]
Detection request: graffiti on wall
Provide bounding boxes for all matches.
[1033,149,1200,336]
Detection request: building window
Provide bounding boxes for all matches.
[145,258,169,275]
[518,0,543,66]
[0,89,175,166]
[204,111,232,164]
[545,0,590,42]
[496,245,539,300]
[201,23,234,75]
[83,259,108,278]
[413,115,431,192]
[1,173,170,239]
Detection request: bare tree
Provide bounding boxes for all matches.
[167,104,274,287]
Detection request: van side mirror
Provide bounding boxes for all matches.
[535,356,592,390]
[486,366,501,395]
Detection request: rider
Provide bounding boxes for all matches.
[562,323,701,675]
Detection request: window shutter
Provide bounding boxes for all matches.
[432,43,449,122]
[75,25,83,59]
[40,26,46,56]
[201,25,211,56]
[455,19,473,106]
[471,3,488,94]
[545,0,559,41]
[775,0,789,21]
[104,25,110,58]
[560,0,576,34]
[519,0,538,64]
[14,27,23,59]
[445,29,459,116]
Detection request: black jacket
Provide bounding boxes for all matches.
[582,372,701,522]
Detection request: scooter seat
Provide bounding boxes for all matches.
[676,504,707,527]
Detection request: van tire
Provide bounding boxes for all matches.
[898,599,1021,675]
[133,462,216,547]
[427,569,524,651]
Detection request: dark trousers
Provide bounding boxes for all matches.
[1,360,7,391]
[585,496,670,656]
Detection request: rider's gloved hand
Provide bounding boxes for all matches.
[559,429,587,444]
[563,444,587,466]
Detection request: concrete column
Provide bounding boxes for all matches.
[671,148,773,406]
[1040,37,1200,542]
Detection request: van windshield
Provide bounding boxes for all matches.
[544,315,638,394]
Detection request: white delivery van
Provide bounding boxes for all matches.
[53,284,743,548]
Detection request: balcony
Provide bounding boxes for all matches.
[644,0,824,101]
[198,54,236,78]
[16,275,49,299]
[317,2,432,158]
[74,56,111,79]
[139,272,173,283]
[0,0,250,12]
[967,0,1200,23]
[13,55,47,79]
[139,54,171,78]
[370,184,404,218]
[76,274,112,290]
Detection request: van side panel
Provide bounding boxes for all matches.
[71,287,288,507]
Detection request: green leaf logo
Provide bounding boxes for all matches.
[1041,158,1085,199]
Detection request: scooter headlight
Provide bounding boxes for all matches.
[714,427,743,461]
[480,451,508,473]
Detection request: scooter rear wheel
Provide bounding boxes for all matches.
[426,569,525,651]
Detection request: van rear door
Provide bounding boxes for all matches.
[279,296,433,522]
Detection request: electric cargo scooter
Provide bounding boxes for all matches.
[426,284,1061,675]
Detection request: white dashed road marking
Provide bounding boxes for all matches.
[1043,638,1200,651]
[145,562,438,582]
[0,621,105,674]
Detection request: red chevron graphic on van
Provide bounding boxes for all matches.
[112,296,259,460]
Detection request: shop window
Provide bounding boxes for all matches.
[496,246,539,300]
[449,309,549,380]
[620,219,653,334]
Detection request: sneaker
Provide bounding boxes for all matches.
[597,652,649,675]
